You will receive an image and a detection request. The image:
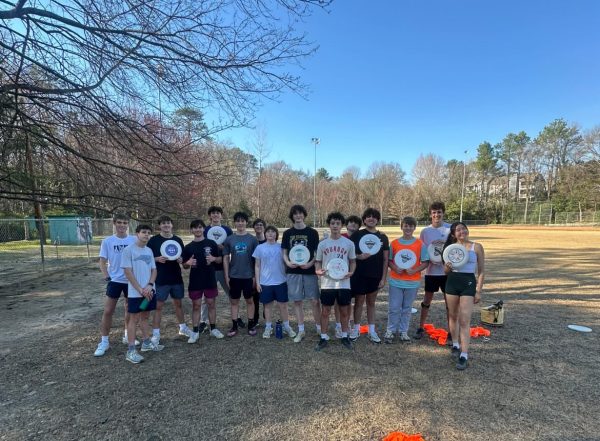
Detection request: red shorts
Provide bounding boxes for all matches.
[189,288,218,300]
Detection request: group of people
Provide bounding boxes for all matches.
[93,202,485,370]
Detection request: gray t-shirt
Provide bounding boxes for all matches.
[120,243,156,298]
[419,222,451,276]
[223,233,259,279]
[316,236,356,290]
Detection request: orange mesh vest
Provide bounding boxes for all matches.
[389,238,423,282]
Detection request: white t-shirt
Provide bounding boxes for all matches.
[120,244,156,298]
[419,222,451,276]
[316,236,356,290]
[252,242,286,286]
[99,235,136,283]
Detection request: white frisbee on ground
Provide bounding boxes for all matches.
[160,240,182,261]
[206,226,227,244]
[326,258,349,280]
[289,244,310,265]
[359,234,382,255]
[411,307,418,314]
[567,324,592,333]
[394,249,417,269]
[428,243,443,264]
[442,243,468,269]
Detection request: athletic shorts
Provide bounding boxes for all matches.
[350,276,380,296]
[424,275,448,294]
[287,274,320,301]
[321,289,352,307]
[106,281,128,299]
[155,283,185,302]
[445,272,476,297]
[260,282,288,304]
[127,295,157,313]
[189,288,218,300]
[229,278,254,300]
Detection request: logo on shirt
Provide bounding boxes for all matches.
[134,254,153,264]
[112,244,128,253]
[234,242,248,255]
[322,245,348,259]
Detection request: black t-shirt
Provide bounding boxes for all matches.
[351,229,390,279]
[281,226,319,275]
[180,239,219,290]
[147,234,184,285]
[204,225,233,271]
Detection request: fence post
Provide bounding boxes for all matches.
[37,218,46,272]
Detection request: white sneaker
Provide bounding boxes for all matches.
[334,327,343,339]
[368,332,382,344]
[141,341,164,352]
[384,330,394,344]
[210,328,225,339]
[187,332,199,344]
[262,327,273,339]
[125,350,144,364]
[349,327,360,342]
[122,335,140,346]
[94,341,109,357]
[151,335,160,345]
[178,327,193,338]
[293,331,305,343]
[400,332,411,342]
[283,326,297,338]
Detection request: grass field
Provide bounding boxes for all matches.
[0,226,598,440]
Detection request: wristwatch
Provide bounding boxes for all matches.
[104,276,111,282]
[148,283,154,287]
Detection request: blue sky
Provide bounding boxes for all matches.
[215,0,600,180]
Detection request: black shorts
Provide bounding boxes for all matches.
[350,276,380,296]
[445,272,476,296]
[229,278,254,300]
[424,275,448,294]
[127,295,157,313]
[106,281,128,299]
[320,289,352,307]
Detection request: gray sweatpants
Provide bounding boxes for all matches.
[387,286,418,333]
[200,270,230,323]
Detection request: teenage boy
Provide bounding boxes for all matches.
[147,215,191,345]
[223,212,259,337]
[342,216,362,238]
[94,214,137,356]
[181,219,225,343]
[281,204,321,343]
[415,201,452,340]
[314,212,356,351]
[349,208,390,344]
[121,224,162,364]
[251,218,267,325]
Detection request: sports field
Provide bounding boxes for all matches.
[0,226,598,441]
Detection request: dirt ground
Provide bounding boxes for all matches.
[0,227,599,441]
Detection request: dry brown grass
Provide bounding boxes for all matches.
[0,227,599,440]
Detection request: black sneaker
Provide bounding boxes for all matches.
[197,322,207,334]
[456,356,468,370]
[341,337,353,350]
[450,346,460,359]
[414,327,425,340]
[315,338,328,352]
[236,318,246,329]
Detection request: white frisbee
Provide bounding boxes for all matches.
[160,240,182,261]
[326,258,349,280]
[289,244,310,265]
[428,243,443,264]
[442,243,468,269]
[411,307,418,314]
[394,249,417,269]
[206,226,227,245]
[567,324,592,333]
[359,234,382,255]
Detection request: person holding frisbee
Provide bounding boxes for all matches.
[442,221,485,370]
[385,216,429,344]
[181,219,224,343]
[335,215,362,337]
[252,226,296,339]
[281,204,321,343]
[120,224,161,363]
[349,208,389,344]
[147,215,191,345]
[251,218,267,326]
[223,212,259,337]
[415,201,452,341]
[314,212,356,351]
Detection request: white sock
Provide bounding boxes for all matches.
[179,323,187,330]
[335,322,342,329]
[298,324,305,332]
[283,320,290,328]
[460,352,468,360]
[453,343,460,349]
[341,332,348,338]
[265,322,272,329]
[101,336,109,344]
[368,324,375,333]
[153,329,160,337]
[316,324,321,333]
[354,324,360,332]
[320,333,329,340]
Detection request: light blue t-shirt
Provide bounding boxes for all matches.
[120,243,156,298]
[252,242,286,286]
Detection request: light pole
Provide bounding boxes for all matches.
[459,150,468,222]
[311,137,320,227]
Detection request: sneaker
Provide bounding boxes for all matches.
[150,335,160,346]
[349,327,360,342]
[236,318,246,329]
[198,322,207,334]
[283,326,297,338]
[227,327,238,337]
[368,332,382,344]
[414,327,425,340]
[122,335,140,346]
[399,332,411,342]
[293,331,305,343]
[187,332,199,344]
[456,356,468,370]
[315,338,328,352]
[341,337,353,350]
[141,341,164,352]
[262,327,273,339]
[125,350,144,364]
[94,342,109,357]
[335,327,343,339]
[384,331,394,344]
[248,327,257,336]
[178,327,193,338]
[451,346,460,359]
[210,328,225,339]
